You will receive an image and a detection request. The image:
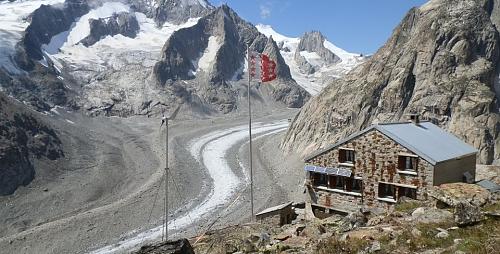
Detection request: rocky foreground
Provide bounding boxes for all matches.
[137,166,500,254]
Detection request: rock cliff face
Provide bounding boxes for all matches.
[154,5,266,84]
[281,0,500,164]
[154,5,309,111]
[20,0,89,63]
[153,0,213,26]
[0,91,64,195]
[124,0,213,26]
[80,12,140,47]
[0,67,74,112]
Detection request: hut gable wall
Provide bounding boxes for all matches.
[306,129,434,211]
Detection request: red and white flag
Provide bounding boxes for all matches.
[248,51,277,82]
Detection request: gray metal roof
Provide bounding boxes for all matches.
[305,121,477,165]
[255,202,293,216]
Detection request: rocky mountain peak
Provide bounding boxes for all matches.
[295,30,340,67]
[153,4,309,112]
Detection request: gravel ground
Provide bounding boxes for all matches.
[0,108,304,254]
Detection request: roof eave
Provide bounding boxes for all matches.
[304,126,376,162]
[434,151,478,165]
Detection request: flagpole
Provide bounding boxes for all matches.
[247,44,254,222]
[165,117,169,241]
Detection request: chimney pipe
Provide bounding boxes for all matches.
[409,114,420,124]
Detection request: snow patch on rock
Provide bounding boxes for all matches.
[0,0,65,73]
[65,2,130,46]
[195,36,221,73]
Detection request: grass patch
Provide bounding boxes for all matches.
[315,237,369,254]
[482,202,500,212]
[394,201,422,213]
[396,221,455,251]
[390,219,500,254]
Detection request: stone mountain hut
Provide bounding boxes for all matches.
[303,118,477,214]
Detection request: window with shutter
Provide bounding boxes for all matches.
[397,155,418,174]
[339,149,355,164]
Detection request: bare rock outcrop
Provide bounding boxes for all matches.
[128,0,212,26]
[281,0,500,164]
[0,91,63,195]
[80,12,140,47]
[135,238,195,254]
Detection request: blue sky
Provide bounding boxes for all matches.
[212,0,428,54]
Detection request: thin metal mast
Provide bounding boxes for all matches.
[165,117,169,241]
[247,44,254,221]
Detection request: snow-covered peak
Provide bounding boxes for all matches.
[256,23,365,95]
[256,24,299,44]
[323,40,360,63]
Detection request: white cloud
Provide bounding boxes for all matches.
[260,3,272,19]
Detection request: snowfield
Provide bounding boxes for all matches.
[90,121,288,254]
[256,24,364,95]
[42,3,200,67]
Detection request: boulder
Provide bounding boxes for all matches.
[299,224,326,238]
[134,238,194,254]
[453,202,484,226]
[411,207,453,224]
[436,228,449,238]
[429,183,490,207]
[366,216,384,226]
[343,211,368,230]
[411,228,422,237]
[369,240,381,253]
